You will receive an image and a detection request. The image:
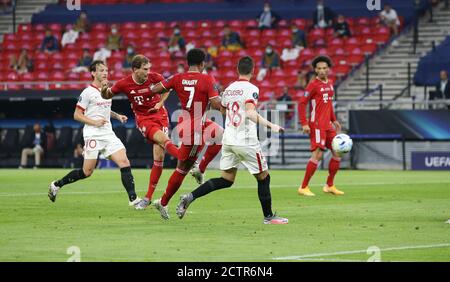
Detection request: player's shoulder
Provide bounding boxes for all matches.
[149,71,164,82]
[306,78,320,90]
[328,78,335,86]
[308,78,320,86]
[80,84,98,96]
[237,79,259,92]
[199,72,216,82]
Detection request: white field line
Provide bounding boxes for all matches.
[272,243,450,261]
[0,179,449,197]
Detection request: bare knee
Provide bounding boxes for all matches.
[83,168,94,177]
[254,170,269,181]
[117,158,131,168]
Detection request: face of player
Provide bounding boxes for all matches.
[92,64,108,84]
[315,62,329,80]
[134,63,151,84]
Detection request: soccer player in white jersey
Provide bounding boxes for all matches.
[48,60,141,207]
[176,56,288,224]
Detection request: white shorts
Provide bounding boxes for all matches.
[83,135,125,160]
[220,143,268,174]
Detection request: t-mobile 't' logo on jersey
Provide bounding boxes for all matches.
[366,0,381,11]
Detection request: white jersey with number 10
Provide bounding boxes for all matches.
[221,79,260,146]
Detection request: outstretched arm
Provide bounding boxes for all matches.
[151,82,166,94]
[110,110,128,124]
[148,91,169,113]
[74,107,108,127]
[245,102,284,133]
[101,80,115,99]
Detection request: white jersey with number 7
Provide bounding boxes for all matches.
[221,79,260,146]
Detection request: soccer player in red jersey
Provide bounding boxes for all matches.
[298,56,344,196]
[100,55,180,208]
[150,48,223,219]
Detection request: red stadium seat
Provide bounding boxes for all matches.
[271,69,285,78]
[36,71,49,81]
[49,23,62,33]
[152,21,167,29]
[121,22,137,31]
[346,37,361,48]
[229,20,242,28]
[50,52,64,60]
[17,33,32,41]
[361,42,377,54]
[66,72,80,81]
[292,19,307,29]
[277,19,289,28]
[80,72,92,81]
[328,37,344,48]
[92,23,108,32]
[20,72,35,82]
[33,24,46,32]
[357,17,370,26]
[35,60,49,71]
[18,24,32,33]
[50,71,65,81]
[182,21,196,29]
[278,29,291,37]
[334,64,351,77]
[244,19,258,29]
[348,54,365,66]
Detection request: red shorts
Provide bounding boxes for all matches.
[177,119,223,161]
[136,112,169,144]
[309,127,336,151]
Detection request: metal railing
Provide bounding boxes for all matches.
[258,101,299,132]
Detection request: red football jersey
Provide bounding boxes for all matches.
[299,78,337,130]
[110,72,166,119]
[161,71,219,126]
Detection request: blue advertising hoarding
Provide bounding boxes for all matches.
[411,152,450,170]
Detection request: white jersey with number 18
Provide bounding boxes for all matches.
[221,79,260,146]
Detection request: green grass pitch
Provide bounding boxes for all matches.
[0,169,449,262]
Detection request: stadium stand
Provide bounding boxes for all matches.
[414,35,450,86]
[1,0,446,169]
[1,1,411,101]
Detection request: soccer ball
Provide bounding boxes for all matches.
[331,134,353,154]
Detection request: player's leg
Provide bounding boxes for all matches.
[48,158,96,202]
[191,121,224,184]
[151,129,179,159]
[298,128,325,196]
[252,171,288,225]
[136,144,165,210]
[109,148,140,205]
[177,144,236,219]
[153,145,202,220]
[177,168,236,219]
[323,130,344,195]
[240,144,288,224]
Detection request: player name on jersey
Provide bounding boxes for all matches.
[182,79,198,86]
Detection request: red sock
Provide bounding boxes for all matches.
[164,140,179,159]
[301,158,318,188]
[199,144,222,173]
[326,156,341,187]
[160,168,187,206]
[145,160,163,200]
